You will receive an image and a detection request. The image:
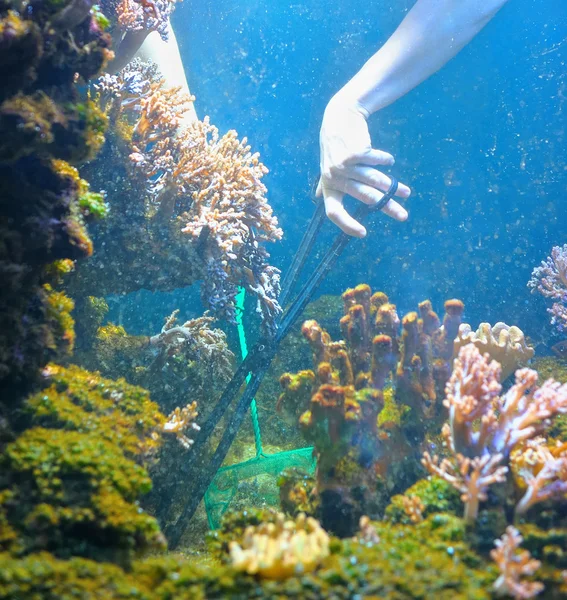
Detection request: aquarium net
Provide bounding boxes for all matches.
[204,289,316,529]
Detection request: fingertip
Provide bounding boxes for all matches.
[315,179,322,197]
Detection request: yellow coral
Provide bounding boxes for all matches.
[229,512,330,579]
[454,322,534,380]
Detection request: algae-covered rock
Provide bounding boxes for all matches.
[0,364,167,565]
[386,476,462,524]
[0,552,149,600]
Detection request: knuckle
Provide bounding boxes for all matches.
[325,206,340,222]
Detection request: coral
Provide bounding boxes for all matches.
[116,0,177,41]
[228,512,330,579]
[422,344,567,521]
[422,452,508,522]
[511,438,567,516]
[356,515,381,544]
[454,322,534,380]
[43,284,76,359]
[76,59,283,329]
[529,244,567,334]
[201,509,496,599]
[491,526,544,599]
[26,363,165,459]
[400,494,426,523]
[0,0,112,402]
[162,402,201,449]
[385,476,461,525]
[277,285,469,534]
[0,552,149,600]
[80,309,234,414]
[278,468,319,517]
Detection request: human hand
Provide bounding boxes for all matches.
[318,96,411,237]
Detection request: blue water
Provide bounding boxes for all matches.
[164,2,567,542]
[117,0,566,346]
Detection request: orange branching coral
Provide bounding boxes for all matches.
[228,512,330,580]
[98,61,282,327]
[401,495,426,523]
[116,0,177,40]
[163,401,200,449]
[421,452,508,522]
[491,526,544,599]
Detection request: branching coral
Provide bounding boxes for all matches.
[149,309,234,378]
[528,244,567,334]
[89,60,283,329]
[228,512,330,579]
[83,308,234,415]
[422,452,508,522]
[422,343,567,521]
[491,526,544,599]
[512,438,567,516]
[162,401,201,450]
[116,0,177,40]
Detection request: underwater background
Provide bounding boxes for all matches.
[1,0,567,597]
[112,0,567,342]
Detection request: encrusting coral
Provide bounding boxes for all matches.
[0,363,172,565]
[422,343,567,522]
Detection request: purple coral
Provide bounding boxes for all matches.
[528,244,567,333]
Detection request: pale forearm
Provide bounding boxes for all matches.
[336,0,510,116]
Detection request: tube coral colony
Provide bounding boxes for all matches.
[0,0,566,598]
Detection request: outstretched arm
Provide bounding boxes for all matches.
[319,0,511,237]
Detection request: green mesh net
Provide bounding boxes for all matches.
[204,289,315,529]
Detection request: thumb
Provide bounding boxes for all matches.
[315,178,323,197]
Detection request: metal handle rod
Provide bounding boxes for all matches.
[279,200,326,307]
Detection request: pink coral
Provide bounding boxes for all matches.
[423,343,567,521]
[491,526,544,599]
[421,452,507,522]
[443,345,567,460]
[528,244,567,333]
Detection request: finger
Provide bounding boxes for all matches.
[344,180,408,222]
[345,148,395,167]
[315,178,322,197]
[323,188,367,238]
[347,165,412,198]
